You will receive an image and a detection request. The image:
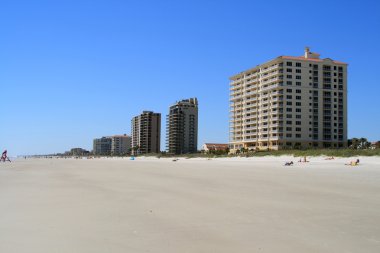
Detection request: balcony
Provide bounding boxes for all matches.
[230,83,243,90]
[261,65,281,73]
[262,70,283,79]
[261,77,283,86]
[229,96,243,102]
[245,95,258,101]
[245,79,259,86]
[271,96,284,102]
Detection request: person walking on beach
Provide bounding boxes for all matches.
[1,150,11,162]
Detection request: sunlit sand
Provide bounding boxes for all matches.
[1,157,380,252]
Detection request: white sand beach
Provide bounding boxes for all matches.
[1,156,380,252]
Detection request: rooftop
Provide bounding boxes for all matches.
[230,47,347,80]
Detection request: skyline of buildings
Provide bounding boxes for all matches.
[166,98,199,154]
[88,98,200,155]
[71,48,349,155]
[229,47,347,151]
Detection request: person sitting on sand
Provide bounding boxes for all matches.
[345,159,360,166]
[284,161,294,166]
[325,156,335,160]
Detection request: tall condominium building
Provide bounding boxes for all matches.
[111,134,131,155]
[229,47,347,152]
[166,98,198,154]
[131,111,161,155]
[93,137,112,155]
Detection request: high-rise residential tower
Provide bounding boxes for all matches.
[229,48,347,152]
[166,98,198,154]
[131,111,161,155]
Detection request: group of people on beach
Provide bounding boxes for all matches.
[284,156,361,167]
[1,150,11,162]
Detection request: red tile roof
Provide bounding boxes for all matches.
[204,143,229,150]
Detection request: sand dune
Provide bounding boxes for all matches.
[1,157,380,252]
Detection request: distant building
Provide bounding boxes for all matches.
[166,98,198,154]
[131,111,161,155]
[370,141,380,150]
[202,143,229,153]
[229,47,348,151]
[93,137,112,155]
[70,148,90,156]
[111,134,131,155]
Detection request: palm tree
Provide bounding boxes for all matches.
[132,146,140,155]
[348,138,359,149]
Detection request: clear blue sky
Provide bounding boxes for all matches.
[1,0,380,156]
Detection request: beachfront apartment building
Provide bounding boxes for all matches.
[166,98,198,154]
[131,111,161,155]
[229,47,347,152]
[111,134,131,155]
[93,137,112,155]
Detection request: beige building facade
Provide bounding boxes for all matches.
[229,48,347,152]
[111,134,131,155]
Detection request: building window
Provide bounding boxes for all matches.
[296,62,301,67]
[286,81,292,85]
[287,68,292,72]
[296,134,301,138]
[286,101,292,105]
[286,108,292,112]
[296,69,302,73]
[286,89,292,93]
[287,75,292,79]
[296,96,301,100]
[296,121,301,125]
[296,76,301,79]
[296,108,301,113]
[296,82,301,86]
[323,65,331,71]
[287,62,292,66]
[296,102,301,106]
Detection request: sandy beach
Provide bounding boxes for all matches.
[1,156,380,252]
